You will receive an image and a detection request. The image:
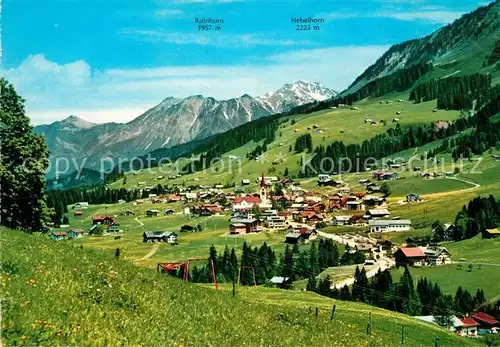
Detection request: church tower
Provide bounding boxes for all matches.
[259,172,267,201]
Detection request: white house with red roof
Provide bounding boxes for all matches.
[231,196,262,211]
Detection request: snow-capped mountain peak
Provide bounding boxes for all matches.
[258,80,337,113]
[36,80,337,173]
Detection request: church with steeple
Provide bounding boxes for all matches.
[258,172,272,209]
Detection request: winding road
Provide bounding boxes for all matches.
[318,231,395,289]
[133,242,159,262]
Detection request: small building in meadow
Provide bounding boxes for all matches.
[68,229,84,239]
[424,247,451,266]
[92,215,115,225]
[394,247,426,267]
[484,228,500,239]
[143,231,177,244]
[331,215,351,226]
[74,210,84,217]
[72,202,89,210]
[268,276,291,289]
[406,193,422,202]
[366,209,391,219]
[107,224,121,233]
[146,209,160,217]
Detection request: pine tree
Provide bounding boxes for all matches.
[0,77,50,232]
[309,242,320,276]
[306,276,317,292]
[340,285,351,301]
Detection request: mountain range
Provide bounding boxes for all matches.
[35,80,336,175]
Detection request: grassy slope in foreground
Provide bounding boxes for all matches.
[0,228,480,347]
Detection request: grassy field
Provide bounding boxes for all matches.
[0,229,482,347]
[66,200,306,268]
[391,236,500,300]
[108,98,462,190]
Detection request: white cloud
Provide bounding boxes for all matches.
[321,8,465,24]
[378,10,465,24]
[5,46,389,125]
[120,28,315,47]
[155,9,184,17]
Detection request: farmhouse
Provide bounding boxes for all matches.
[394,246,451,267]
[414,316,464,332]
[180,225,196,232]
[367,185,382,193]
[331,215,351,226]
[164,209,175,215]
[68,229,84,239]
[285,228,317,244]
[484,228,500,239]
[264,216,286,229]
[369,219,411,232]
[471,312,499,330]
[229,218,260,234]
[363,196,385,208]
[50,231,67,241]
[74,210,84,216]
[107,224,121,233]
[366,209,391,219]
[346,200,364,211]
[395,247,426,267]
[122,210,135,216]
[295,211,323,224]
[406,193,422,202]
[72,202,89,210]
[458,317,480,336]
[168,195,182,203]
[268,276,291,289]
[317,174,333,186]
[92,215,115,225]
[146,209,160,217]
[143,231,178,244]
[424,247,451,266]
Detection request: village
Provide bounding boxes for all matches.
[45,171,500,338]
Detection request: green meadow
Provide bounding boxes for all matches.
[0,229,482,347]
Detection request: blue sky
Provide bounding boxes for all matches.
[2,0,493,124]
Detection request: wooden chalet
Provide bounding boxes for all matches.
[143,231,178,244]
[92,215,115,225]
[50,231,67,241]
[229,218,260,234]
[484,228,500,239]
[68,229,84,239]
[394,247,426,267]
[146,209,160,217]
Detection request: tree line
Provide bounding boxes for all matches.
[309,265,490,328]
[294,133,313,153]
[433,195,500,242]
[409,74,491,110]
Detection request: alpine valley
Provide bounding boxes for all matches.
[35,80,336,175]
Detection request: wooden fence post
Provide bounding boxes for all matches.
[401,325,405,346]
[330,304,336,321]
[367,312,372,336]
[435,337,440,347]
[315,307,318,317]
